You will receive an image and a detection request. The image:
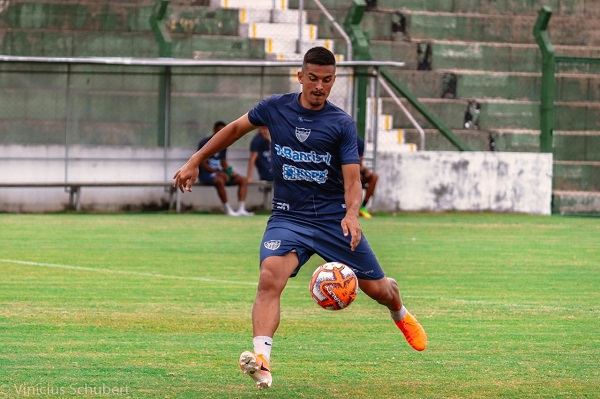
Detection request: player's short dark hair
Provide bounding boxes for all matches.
[213,120,226,130]
[303,47,336,69]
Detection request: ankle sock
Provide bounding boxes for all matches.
[253,336,273,362]
[390,305,408,322]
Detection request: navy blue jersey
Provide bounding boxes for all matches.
[249,133,273,181]
[248,93,359,218]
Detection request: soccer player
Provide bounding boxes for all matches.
[174,47,427,390]
[356,136,379,218]
[246,125,273,182]
[197,121,254,216]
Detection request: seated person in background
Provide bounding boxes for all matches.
[197,121,254,216]
[357,136,378,218]
[246,126,273,183]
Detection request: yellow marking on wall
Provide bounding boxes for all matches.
[252,23,257,38]
[397,129,404,144]
[309,25,315,40]
[281,0,286,10]
[239,8,246,23]
[223,0,228,8]
[324,39,331,50]
[267,38,273,53]
[384,115,392,130]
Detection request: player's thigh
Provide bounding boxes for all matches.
[260,222,314,278]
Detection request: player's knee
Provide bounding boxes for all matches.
[258,260,287,293]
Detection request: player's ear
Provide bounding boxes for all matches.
[297,70,303,84]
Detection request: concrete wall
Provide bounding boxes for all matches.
[371,151,553,215]
[1,146,553,215]
[0,145,267,213]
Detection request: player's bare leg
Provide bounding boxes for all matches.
[240,252,299,389]
[358,277,427,351]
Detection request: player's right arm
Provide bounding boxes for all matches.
[174,113,257,192]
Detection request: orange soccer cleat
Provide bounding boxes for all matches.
[239,351,272,390]
[395,311,427,351]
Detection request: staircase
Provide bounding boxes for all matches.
[356,0,600,215]
[210,0,337,61]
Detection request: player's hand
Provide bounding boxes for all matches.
[173,162,199,193]
[341,214,362,251]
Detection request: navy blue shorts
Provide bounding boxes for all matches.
[259,215,385,280]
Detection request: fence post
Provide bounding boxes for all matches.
[533,6,555,153]
[343,0,369,139]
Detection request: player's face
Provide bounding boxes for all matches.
[298,63,336,110]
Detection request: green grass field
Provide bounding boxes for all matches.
[0,213,598,398]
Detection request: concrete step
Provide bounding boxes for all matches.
[400,128,540,152]
[166,7,240,36]
[553,161,600,192]
[381,98,600,131]
[2,2,156,32]
[239,8,307,24]
[393,11,599,46]
[429,41,600,73]
[260,37,334,55]
[290,0,598,17]
[554,131,600,162]
[184,35,266,59]
[375,0,600,17]
[1,30,158,57]
[211,0,289,10]
[239,22,318,41]
[383,69,600,102]
[367,40,600,74]
[552,191,600,215]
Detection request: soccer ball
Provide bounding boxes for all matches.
[309,262,358,310]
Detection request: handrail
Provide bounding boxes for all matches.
[378,76,425,151]
[379,68,472,151]
[312,0,353,61]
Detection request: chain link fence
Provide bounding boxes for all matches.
[0,57,406,183]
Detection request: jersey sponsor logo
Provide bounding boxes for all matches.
[297,116,313,123]
[274,145,331,165]
[274,202,289,211]
[295,127,311,142]
[263,240,281,250]
[282,164,328,184]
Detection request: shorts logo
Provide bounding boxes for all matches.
[263,240,281,250]
[295,127,311,142]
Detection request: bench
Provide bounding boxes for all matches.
[0,181,273,213]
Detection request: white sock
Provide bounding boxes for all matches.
[224,202,235,213]
[390,305,408,322]
[253,336,273,362]
[237,201,246,212]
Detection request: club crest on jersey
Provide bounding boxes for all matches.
[263,240,281,250]
[295,127,311,142]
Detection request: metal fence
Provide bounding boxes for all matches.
[0,56,406,183]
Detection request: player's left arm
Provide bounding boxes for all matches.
[341,163,363,251]
[174,113,257,192]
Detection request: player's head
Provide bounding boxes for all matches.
[298,47,336,110]
[213,120,226,134]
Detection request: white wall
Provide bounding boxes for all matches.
[371,151,553,215]
[0,145,266,213]
[1,146,553,215]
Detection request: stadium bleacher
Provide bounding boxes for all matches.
[0,0,598,214]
